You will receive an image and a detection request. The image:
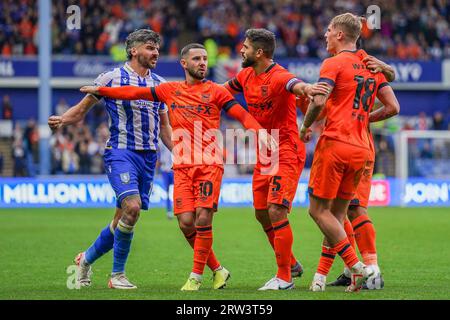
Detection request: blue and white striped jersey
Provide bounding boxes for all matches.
[93,62,167,151]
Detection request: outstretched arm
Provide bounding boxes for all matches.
[48,94,98,129]
[80,86,155,101]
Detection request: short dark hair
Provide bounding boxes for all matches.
[180,43,206,58]
[125,29,161,60]
[245,28,276,58]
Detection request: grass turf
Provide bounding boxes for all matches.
[0,207,449,300]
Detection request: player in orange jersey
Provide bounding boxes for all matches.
[328,54,397,290]
[224,28,330,290]
[298,54,398,290]
[299,13,400,292]
[81,43,276,291]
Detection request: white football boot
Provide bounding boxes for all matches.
[74,252,92,287]
[258,277,294,291]
[310,273,326,292]
[345,263,375,292]
[108,272,137,289]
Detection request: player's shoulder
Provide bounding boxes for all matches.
[150,72,167,84]
[94,67,121,86]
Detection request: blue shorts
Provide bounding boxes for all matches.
[103,148,157,210]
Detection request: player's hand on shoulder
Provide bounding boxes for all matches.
[48,115,63,130]
[80,86,100,95]
[362,55,384,74]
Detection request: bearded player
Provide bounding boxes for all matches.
[224,28,330,290]
[81,43,276,291]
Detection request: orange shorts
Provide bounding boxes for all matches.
[308,137,371,200]
[350,159,374,208]
[173,165,223,215]
[253,160,304,212]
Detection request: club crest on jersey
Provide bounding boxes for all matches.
[201,93,211,103]
[120,172,130,184]
[261,85,269,97]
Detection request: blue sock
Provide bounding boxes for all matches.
[112,221,134,274]
[85,223,114,264]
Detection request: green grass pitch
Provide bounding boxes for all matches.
[0,207,449,300]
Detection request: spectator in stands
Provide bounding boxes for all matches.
[12,123,26,177]
[2,0,450,60]
[432,111,447,130]
[1,95,12,120]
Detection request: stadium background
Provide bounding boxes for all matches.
[0,0,449,300]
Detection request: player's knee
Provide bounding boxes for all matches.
[268,204,287,222]
[177,214,195,233]
[195,208,213,227]
[347,206,367,221]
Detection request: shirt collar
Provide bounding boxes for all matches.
[124,62,150,78]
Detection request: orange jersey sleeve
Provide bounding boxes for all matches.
[98,86,154,100]
[213,84,240,111]
[318,57,342,88]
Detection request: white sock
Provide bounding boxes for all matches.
[190,272,202,281]
[313,272,326,283]
[344,267,351,277]
[351,261,365,274]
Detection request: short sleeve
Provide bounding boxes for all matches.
[93,70,115,87]
[318,58,340,87]
[226,69,244,93]
[214,84,239,111]
[272,70,303,93]
[152,82,172,104]
[376,72,390,91]
[92,69,115,100]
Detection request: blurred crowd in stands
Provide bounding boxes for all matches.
[1,0,450,60]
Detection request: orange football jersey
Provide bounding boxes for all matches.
[151,80,238,168]
[318,49,389,150]
[226,63,305,165]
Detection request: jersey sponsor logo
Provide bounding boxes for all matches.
[170,102,212,115]
[248,101,273,111]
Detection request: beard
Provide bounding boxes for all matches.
[241,55,256,68]
[187,68,206,80]
[137,54,157,69]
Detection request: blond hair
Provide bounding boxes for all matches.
[330,13,363,43]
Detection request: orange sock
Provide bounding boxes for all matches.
[344,218,356,249]
[316,245,336,276]
[352,215,377,265]
[185,230,220,271]
[264,225,297,268]
[333,237,360,269]
[272,219,293,282]
[192,226,213,275]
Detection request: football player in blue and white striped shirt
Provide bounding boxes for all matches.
[48,29,172,289]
